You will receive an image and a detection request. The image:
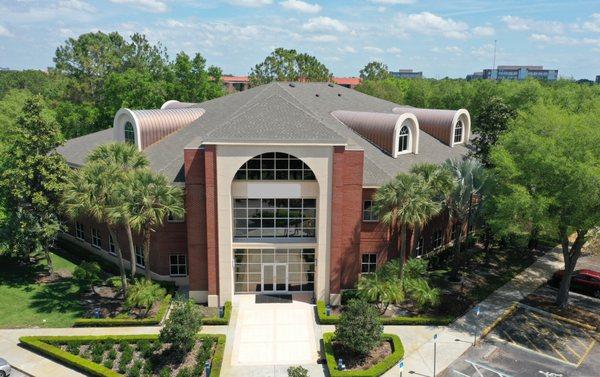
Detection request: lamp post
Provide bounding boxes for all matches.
[205,360,211,377]
[433,333,438,377]
[474,306,481,346]
[399,359,404,377]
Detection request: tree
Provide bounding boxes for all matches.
[443,158,488,281]
[125,169,184,280]
[470,97,517,167]
[159,297,203,353]
[359,61,390,81]
[374,173,441,282]
[249,48,331,86]
[73,261,102,294]
[489,104,600,308]
[171,52,225,102]
[334,299,383,358]
[87,143,149,278]
[0,96,68,271]
[357,272,403,314]
[125,279,166,317]
[62,161,129,292]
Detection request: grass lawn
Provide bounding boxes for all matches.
[0,252,86,328]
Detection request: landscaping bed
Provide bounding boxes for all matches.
[522,293,600,329]
[73,295,172,327]
[323,333,404,377]
[201,301,232,326]
[19,334,226,377]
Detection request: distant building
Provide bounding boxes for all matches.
[477,65,558,81]
[222,75,250,93]
[332,77,361,89]
[389,69,423,79]
[0,67,10,71]
[596,75,600,84]
[466,72,484,81]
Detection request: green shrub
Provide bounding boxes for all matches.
[66,342,81,355]
[128,360,143,377]
[404,278,441,309]
[287,365,309,377]
[323,333,404,377]
[73,261,102,291]
[107,276,123,289]
[107,348,117,360]
[357,273,403,314]
[103,358,114,370]
[341,289,360,305]
[159,366,170,377]
[177,367,192,377]
[159,297,203,353]
[334,299,383,358]
[125,279,166,318]
[203,301,232,325]
[403,258,429,279]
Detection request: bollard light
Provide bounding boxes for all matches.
[205,360,211,377]
[338,358,344,371]
[219,306,224,318]
[326,305,332,316]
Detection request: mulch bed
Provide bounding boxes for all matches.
[80,285,160,320]
[331,340,392,371]
[522,294,600,329]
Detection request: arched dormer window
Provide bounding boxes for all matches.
[398,126,410,153]
[124,121,135,144]
[454,120,463,144]
[234,152,316,181]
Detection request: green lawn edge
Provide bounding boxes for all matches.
[72,294,172,327]
[203,301,232,325]
[19,333,226,377]
[322,332,404,377]
[316,301,454,325]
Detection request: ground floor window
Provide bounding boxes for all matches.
[170,254,187,276]
[415,237,424,257]
[75,222,85,240]
[361,253,377,274]
[233,248,315,293]
[91,228,102,248]
[135,246,145,267]
[432,229,443,250]
[108,235,116,255]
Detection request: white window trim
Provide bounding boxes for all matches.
[397,125,411,155]
[361,253,377,274]
[415,237,424,257]
[169,254,188,277]
[135,246,145,268]
[108,235,117,255]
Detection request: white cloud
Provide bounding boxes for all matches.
[396,12,469,39]
[387,47,401,53]
[364,46,383,53]
[58,0,95,13]
[473,25,495,36]
[307,34,338,42]
[501,15,565,34]
[583,13,600,33]
[109,0,168,13]
[369,0,416,4]
[530,33,600,47]
[470,43,495,59]
[225,0,273,7]
[445,46,462,54]
[280,0,321,14]
[0,25,13,37]
[338,46,357,53]
[302,16,348,32]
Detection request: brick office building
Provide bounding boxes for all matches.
[58,82,471,307]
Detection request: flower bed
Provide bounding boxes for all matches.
[316,301,454,326]
[19,333,226,377]
[73,295,172,327]
[322,332,404,377]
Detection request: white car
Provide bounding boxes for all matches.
[0,358,11,377]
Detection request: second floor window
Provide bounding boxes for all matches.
[234,152,316,181]
[362,200,379,221]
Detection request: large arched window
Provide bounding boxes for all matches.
[397,126,410,153]
[234,152,316,181]
[454,120,463,144]
[124,121,135,144]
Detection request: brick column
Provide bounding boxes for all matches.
[203,145,220,305]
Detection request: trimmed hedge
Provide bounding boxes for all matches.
[73,294,172,327]
[323,332,404,377]
[19,333,226,377]
[203,301,232,325]
[317,301,454,326]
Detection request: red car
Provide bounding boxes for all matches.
[551,269,600,298]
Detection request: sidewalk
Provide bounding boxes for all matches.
[384,247,564,377]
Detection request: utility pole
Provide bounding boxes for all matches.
[492,39,497,70]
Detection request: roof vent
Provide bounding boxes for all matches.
[289,83,296,87]
[338,93,342,97]
[315,94,320,97]
[328,83,334,87]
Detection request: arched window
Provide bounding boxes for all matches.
[454,120,463,143]
[234,152,316,181]
[398,126,410,153]
[124,122,135,144]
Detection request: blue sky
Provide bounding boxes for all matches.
[0,0,599,79]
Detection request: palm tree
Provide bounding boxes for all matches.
[124,169,184,280]
[357,272,404,314]
[374,173,442,282]
[63,162,129,292]
[443,158,488,280]
[87,143,148,278]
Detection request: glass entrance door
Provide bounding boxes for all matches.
[262,263,287,292]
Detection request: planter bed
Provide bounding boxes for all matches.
[322,332,404,377]
[73,295,171,327]
[19,333,226,377]
[316,301,454,326]
[201,301,232,325]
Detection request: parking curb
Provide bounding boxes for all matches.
[479,303,518,339]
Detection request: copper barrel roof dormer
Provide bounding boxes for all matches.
[113,101,205,150]
[392,107,471,147]
[332,110,419,158]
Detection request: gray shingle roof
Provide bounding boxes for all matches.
[58,82,470,186]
